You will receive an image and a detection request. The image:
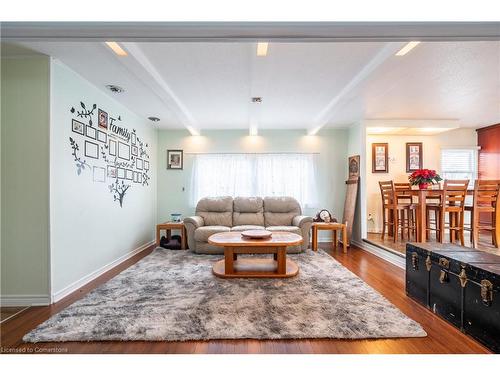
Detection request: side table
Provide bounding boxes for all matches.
[311,222,348,253]
[156,221,187,250]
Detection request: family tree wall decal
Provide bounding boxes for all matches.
[68,101,151,207]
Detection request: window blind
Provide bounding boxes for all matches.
[440,148,477,184]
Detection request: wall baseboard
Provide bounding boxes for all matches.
[51,240,155,303]
[1,295,51,307]
[352,239,405,269]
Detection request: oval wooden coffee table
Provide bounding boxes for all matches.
[208,231,303,278]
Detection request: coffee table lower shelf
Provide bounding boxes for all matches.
[212,258,299,278]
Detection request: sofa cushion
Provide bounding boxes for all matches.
[263,196,301,226]
[196,196,233,227]
[266,226,302,236]
[194,226,230,242]
[231,225,265,232]
[233,197,264,226]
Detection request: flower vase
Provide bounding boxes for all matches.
[418,183,429,190]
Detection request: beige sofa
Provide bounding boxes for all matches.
[184,196,313,254]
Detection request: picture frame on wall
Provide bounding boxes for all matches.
[372,143,388,173]
[406,142,423,172]
[348,155,360,180]
[131,145,138,156]
[107,165,117,178]
[85,125,97,140]
[118,142,130,161]
[167,149,183,170]
[72,119,84,135]
[98,109,108,130]
[109,139,117,156]
[84,140,99,159]
[97,130,107,143]
[117,168,126,179]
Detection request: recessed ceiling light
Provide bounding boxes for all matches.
[251,97,262,103]
[249,125,258,136]
[148,117,160,122]
[395,41,421,56]
[105,41,128,56]
[256,42,268,57]
[105,84,125,93]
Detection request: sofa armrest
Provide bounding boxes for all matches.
[184,216,205,228]
[292,215,313,227]
[184,216,205,251]
[293,215,313,251]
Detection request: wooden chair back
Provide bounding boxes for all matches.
[443,179,470,211]
[379,180,396,206]
[394,182,412,204]
[473,180,500,212]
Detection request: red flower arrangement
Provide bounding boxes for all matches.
[408,169,442,189]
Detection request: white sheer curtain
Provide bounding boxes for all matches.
[191,153,318,207]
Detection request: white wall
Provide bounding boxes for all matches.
[366,128,477,233]
[157,128,349,241]
[50,60,157,300]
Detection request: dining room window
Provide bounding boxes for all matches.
[440,148,478,185]
[190,153,318,207]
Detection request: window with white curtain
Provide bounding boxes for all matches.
[190,153,318,207]
[440,148,478,185]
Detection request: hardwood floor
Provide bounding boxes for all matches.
[1,307,29,323]
[0,243,490,354]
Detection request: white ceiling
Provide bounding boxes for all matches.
[5,40,500,132]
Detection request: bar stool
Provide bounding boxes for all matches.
[425,188,443,241]
[379,181,417,242]
[433,180,470,245]
[394,182,417,239]
[466,180,500,248]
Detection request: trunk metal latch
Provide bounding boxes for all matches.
[425,255,432,272]
[411,252,419,270]
[458,268,467,288]
[439,258,450,284]
[481,280,493,306]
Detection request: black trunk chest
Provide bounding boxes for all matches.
[406,242,500,353]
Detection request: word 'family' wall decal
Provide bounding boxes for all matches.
[68,101,151,207]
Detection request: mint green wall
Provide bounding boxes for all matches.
[157,129,348,239]
[1,56,51,304]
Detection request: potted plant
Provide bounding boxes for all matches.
[409,169,442,189]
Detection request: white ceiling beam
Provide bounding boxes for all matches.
[248,42,270,135]
[307,42,405,135]
[120,42,200,135]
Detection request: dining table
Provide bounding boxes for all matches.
[394,188,473,243]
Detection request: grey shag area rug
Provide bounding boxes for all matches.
[24,248,426,342]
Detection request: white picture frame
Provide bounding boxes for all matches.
[118,142,130,161]
[84,141,99,159]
